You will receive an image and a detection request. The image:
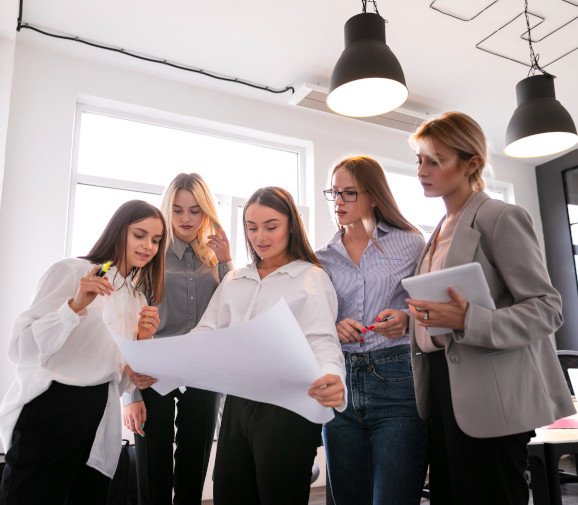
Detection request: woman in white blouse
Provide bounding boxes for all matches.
[192,186,346,505]
[0,200,167,505]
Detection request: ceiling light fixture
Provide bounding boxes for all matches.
[504,0,578,158]
[327,0,408,118]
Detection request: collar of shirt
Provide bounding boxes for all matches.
[102,264,139,292]
[326,221,392,256]
[230,259,312,281]
[170,237,192,260]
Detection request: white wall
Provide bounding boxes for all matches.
[0,36,16,204]
[0,36,16,411]
[0,40,540,449]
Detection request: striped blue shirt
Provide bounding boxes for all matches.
[316,222,425,352]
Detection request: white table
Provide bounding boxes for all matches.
[528,406,578,505]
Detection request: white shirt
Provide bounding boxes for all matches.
[194,260,347,409]
[0,258,146,477]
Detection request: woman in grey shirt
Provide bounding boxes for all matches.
[123,173,233,505]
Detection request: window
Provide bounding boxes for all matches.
[69,106,305,266]
[380,161,513,240]
[563,167,578,285]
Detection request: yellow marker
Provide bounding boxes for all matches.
[96,261,112,277]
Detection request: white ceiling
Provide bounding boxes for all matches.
[6,0,578,159]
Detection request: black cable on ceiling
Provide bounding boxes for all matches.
[16,0,295,95]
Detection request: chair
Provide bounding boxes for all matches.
[553,350,578,484]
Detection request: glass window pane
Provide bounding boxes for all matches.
[77,112,300,201]
[386,172,445,239]
[386,171,507,241]
[486,188,505,201]
[235,204,250,267]
[70,185,163,258]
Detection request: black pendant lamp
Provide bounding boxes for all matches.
[327,2,407,118]
[505,75,578,158]
[504,0,578,158]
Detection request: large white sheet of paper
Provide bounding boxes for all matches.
[105,299,334,424]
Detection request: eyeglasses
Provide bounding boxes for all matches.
[323,189,364,202]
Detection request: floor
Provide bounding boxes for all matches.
[202,456,578,505]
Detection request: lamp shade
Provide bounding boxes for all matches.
[505,74,578,158]
[327,12,408,117]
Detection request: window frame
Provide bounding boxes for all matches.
[374,155,515,235]
[67,103,309,260]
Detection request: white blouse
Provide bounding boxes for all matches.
[194,260,346,408]
[0,258,146,477]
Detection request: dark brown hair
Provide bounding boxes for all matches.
[82,200,167,304]
[243,187,320,268]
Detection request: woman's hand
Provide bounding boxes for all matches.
[336,318,367,343]
[137,306,160,340]
[367,309,408,338]
[308,374,345,408]
[68,265,114,314]
[123,401,147,437]
[125,364,157,390]
[406,287,469,330]
[207,226,232,264]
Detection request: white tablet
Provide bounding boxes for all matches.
[401,262,496,336]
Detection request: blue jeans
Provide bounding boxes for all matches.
[323,345,427,505]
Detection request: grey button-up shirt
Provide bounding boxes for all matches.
[123,238,232,405]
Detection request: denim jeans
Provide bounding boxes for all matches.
[323,345,427,505]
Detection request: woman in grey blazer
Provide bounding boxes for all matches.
[405,111,574,505]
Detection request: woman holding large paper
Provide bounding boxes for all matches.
[191,186,346,505]
[406,111,574,505]
[316,156,427,505]
[122,173,233,505]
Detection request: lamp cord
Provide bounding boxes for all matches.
[362,0,380,15]
[15,0,294,95]
[524,0,553,77]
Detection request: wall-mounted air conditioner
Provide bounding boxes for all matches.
[289,83,431,134]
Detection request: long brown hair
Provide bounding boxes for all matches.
[243,187,320,268]
[408,111,490,192]
[331,156,420,240]
[161,173,223,267]
[82,200,167,304]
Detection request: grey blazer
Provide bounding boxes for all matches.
[410,191,575,438]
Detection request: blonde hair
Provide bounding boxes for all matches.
[331,156,420,242]
[408,111,490,192]
[161,173,222,267]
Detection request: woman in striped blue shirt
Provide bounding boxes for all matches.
[317,156,427,505]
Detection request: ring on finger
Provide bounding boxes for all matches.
[423,310,430,321]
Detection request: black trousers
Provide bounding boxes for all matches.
[213,396,321,505]
[135,386,218,505]
[428,351,534,505]
[0,381,110,505]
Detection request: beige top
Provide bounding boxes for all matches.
[415,201,469,352]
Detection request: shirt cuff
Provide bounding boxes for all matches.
[218,260,234,281]
[59,299,84,323]
[122,388,143,406]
